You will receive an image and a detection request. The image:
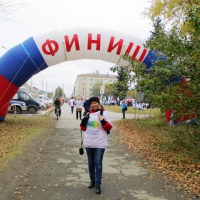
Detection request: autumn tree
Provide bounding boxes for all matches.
[113,1,200,122]
[47,92,53,99]
[136,0,200,120]
[54,86,64,98]
[91,81,102,97]
[109,65,135,100]
[126,90,137,99]
[146,0,199,36]
[91,81,116,102]
[104,83,115,97]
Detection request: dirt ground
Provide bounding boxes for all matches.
[0,104,199,200]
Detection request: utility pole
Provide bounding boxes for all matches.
[42,78,43,94]
[46,81,47,96]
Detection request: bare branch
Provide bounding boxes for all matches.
[0,0,27,22]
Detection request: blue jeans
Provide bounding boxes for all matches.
[85,148,105,186]
[71,106,74,113]
[122,109,125,119]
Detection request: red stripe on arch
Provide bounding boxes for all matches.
[0,75,19,116]
[132,45,140,58]
[139,49,148,62]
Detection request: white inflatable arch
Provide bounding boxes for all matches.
[0,25,157,121]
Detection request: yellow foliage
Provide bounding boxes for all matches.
[147,0,199,36]
[150,0,165,18]
[181,21,195,35]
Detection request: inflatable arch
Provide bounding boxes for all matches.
[0,25,157,122]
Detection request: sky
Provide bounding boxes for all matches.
[0,0,153,97]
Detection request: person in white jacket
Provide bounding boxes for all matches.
[75,97,83,120]
[69,97,75,114]
[80,96,112,195]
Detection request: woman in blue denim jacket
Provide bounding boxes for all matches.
[121,100,127,119]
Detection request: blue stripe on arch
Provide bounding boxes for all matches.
[142,50,158,68]
[0,37,48,87]
[22,37,48,73]
[21,43,38,70]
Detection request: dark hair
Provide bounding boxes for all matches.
[88,97,99,105]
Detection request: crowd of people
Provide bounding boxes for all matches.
[103,98,150,110]
[54,96,150,120]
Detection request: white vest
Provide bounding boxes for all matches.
[83,111,110,148]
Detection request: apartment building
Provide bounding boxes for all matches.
[72,70,117,99]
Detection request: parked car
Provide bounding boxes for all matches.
[8,100,27,114]
[12,90,41,114]
[34,98,47,110]
[38,95,53,106]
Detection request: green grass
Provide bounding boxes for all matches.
[104,105,161,116]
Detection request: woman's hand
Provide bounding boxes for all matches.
[99,114,106,126]
[98,114,104,121]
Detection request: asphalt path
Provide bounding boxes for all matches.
[0,103,197,200]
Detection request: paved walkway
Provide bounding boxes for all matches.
[0,103,197,200]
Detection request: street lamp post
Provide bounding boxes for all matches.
[62,80,64,98]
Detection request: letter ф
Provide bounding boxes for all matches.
[42,39,59,56]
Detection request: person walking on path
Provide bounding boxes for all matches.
[83,98,90,116]
[121,99,127,119]
[75,97,83,120]
[69,97,75,114]
[80,96,112,195]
